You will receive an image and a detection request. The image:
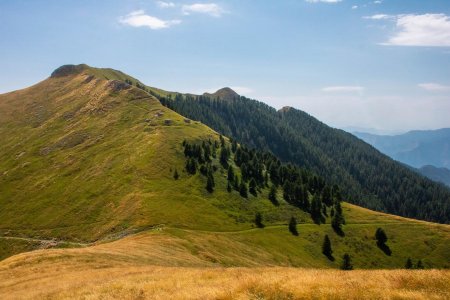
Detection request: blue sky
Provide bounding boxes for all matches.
[1,0,450,133]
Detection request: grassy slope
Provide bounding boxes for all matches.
[0,65,449,271]
[0,209,449,298]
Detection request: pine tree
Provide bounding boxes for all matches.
[185,158,197,175]
[405,258,413,269]
[288,217,298,236]
[239,181,248,198]
[375,228,388,246]
[227,166,235,182]
[322,234,333,260]
[206,169,215,193]
[341,253,353,270]
[227,181,232,193]
[311,193,324,224]
[173,169,179,180]
[416,260,424,269]
[331,209,345,236]
[269,184,279,205]
[255,212,264,228]
[249,178,257,196]
[233,175,240,191]
[220,146,229,168]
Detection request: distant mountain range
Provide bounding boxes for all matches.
[353,129,450,186]
[353,129,450,169]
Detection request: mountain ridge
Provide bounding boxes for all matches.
[0,64,449,272]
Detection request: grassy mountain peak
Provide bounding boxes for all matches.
[204,87,239,101]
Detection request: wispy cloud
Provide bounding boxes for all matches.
[305,0,342,3]
[418,83,450,92]
[373,0,382,4]
[352,6,358,10]
[322,86,365,93]
[363,14,391,20]
[156,1,175,8]
[119,10,181,30]
[182,3,225,17]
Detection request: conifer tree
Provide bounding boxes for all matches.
[239,181,248,198]
[227,181,232,193]
[220,145,229,168]
[375,227,391,255]
[173,169,179,180]
[341,253,353,270]
[322,234,333,260]
[206,169,215,193]
[375,228,388,246]
[332,209,345,236]
[233,175,240,191]
[227,166,235,182]
[185,158,197,175]
[416,260,424,269]
[405,258,413,269]
[311,193,324,224]
[255,212,264,228]
[249,178,257,196]
[269,184,278,205]
[289,217,298,236]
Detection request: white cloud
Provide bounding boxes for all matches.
[363,14,391,20]
[182,3,225,17]
[119,10,181,30]
[305,0,342,3]
[157,1,175,8]
[418,83,450,92]
[322,86,365,93]
[383,14,450,47]
[352,5,358,10]
[374,0,382,4]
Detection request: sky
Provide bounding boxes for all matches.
[1,0,450,133]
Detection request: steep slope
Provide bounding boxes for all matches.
[354,129,450,169]
[158,91,450,224]
[0,65,255,243]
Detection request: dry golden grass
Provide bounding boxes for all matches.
[0,229,449,299]
[0,265,448,299]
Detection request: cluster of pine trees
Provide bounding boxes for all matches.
[158,93,450,224]
[181,136,345,232]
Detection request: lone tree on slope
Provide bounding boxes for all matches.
[341,253,353,270]
[289,217,298,236]
[255,212,264,228]
[322,234,333,261]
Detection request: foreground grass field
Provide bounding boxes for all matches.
[0,219,448,298]
[0,263,448,299]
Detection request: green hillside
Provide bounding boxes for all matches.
[0,64,449,270]
[158,92,450,224]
